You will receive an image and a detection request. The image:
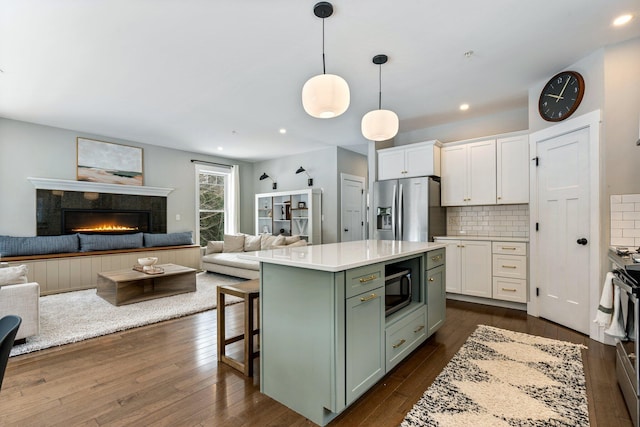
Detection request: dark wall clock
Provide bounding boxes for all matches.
[538,71,585,122]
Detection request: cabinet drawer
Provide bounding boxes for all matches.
[492,254,527,279]
[385,306,427,371]
[426,248,445,270]
[345,263,385,299]
[492,277,527,303]
[492,241,527,256]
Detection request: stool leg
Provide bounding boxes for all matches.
[244,295,253,376]
[217,289,225,360]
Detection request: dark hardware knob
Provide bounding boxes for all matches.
[344,229,349,232]
[577,238,588,245]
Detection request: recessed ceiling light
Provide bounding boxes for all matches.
[613,14,633,26]
[279,128,287,134]
[217,146,223,151]
[459,103,469,111]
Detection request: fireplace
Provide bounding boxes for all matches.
[36,189,167,236]
[62,209,151,234]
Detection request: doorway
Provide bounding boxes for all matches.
[529,110,601,338]
[340,173,365,242]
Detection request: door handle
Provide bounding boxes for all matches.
[577,238,588,245]
[344,229,349,232]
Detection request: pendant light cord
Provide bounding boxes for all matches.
[378,63,382,110]
[322,18,326,74]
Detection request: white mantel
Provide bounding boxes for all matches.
[27,177,174,197]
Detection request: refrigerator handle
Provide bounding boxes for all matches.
[398,183,404,240]
[392,184,397,240]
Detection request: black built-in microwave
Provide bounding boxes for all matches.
[384,266,412,317]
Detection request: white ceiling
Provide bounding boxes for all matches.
[1,1,639,162]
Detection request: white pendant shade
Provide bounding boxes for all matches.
[302,73,350,119]
[361,109,399,141]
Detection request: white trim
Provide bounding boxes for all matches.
[28,177,173,197]
[528,109,602,341]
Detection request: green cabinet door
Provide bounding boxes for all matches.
[426,264,445,336]
[345,285,385,405]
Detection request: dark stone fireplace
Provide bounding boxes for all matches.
[36,189,167,236]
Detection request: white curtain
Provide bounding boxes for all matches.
[226,165,240,234]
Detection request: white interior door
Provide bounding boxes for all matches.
[536,127,590,334]
[341,174,365,242]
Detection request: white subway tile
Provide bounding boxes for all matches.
[612,220,636,229]
[623,229,640,238]
[612,203,635,212]
[611,195,622,203]
[612,237,636,246]
[611,212,623,220]
[611,229,623,238]
[622,194,640,203]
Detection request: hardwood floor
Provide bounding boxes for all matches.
[0,299,632,426]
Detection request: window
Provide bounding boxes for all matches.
[195,163,237,246]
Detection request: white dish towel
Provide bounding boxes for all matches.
[594,272,615,327]
[605,282,627,338]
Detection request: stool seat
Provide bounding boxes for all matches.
[217,279,260,376]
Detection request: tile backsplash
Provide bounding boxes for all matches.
[446,204,529,238]
[610,194,640,248]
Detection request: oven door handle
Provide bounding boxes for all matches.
[613,276,635,297]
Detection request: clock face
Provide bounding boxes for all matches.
[538,71,585,122]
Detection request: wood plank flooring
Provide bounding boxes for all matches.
[0,299,632,426]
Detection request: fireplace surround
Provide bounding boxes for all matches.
[36,189,166,236]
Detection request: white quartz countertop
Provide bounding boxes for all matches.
[434,235,529,243]
[239,239,446,272]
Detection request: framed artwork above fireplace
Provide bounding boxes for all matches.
[77,137,143,186]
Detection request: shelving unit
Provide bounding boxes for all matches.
[255,189,322,244]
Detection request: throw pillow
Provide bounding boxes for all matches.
[79,233,144,252]
[284,235,301,245]
[143,231,193,248]
[0,264,28,287]
[286,240,307,247]
[206,241,224,254]
[244,235,262,252]
[0,234,79,256]
[260,234,285,249]
[223,234,245,253]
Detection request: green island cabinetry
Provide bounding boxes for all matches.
[243,240,446,426]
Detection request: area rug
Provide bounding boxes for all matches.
[402,325,589,426]
[10,272,244,357]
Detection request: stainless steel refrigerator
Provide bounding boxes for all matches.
[373,176,445,242]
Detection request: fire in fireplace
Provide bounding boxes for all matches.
[62,209,151,234]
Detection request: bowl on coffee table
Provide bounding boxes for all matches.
[138,257,158,272]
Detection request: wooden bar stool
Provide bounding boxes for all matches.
[217,279,260,376]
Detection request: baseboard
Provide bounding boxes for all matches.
[446,293,527,311]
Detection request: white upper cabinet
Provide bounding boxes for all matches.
[441,139,496,206]
[377,140,441,180]
[496,135,529,204]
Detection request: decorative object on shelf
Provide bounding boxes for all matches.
[295,166,313,186]
[77,137,143,186]
[263,225,269,233]
[538,70,585,122]
[361,54,399,141]
[259,172,277,189]
[284,201,291,220]
[136,257,164,274]
[298,201,306,209]
[301,2,350,119]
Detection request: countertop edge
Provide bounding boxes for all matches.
[433,236,529,243]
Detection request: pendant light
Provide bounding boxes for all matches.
[361,54,399,141]
[302,2,350,119]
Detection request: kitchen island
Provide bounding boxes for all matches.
[241,239,446,426]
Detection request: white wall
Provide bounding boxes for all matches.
[254,146,368,243]
[0,118,255,236]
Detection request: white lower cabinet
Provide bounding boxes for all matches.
[492,242,528,303]
[436,239,492,298]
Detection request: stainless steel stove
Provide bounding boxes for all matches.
[609,249,640,427]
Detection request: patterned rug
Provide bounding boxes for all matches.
[402,325,589,426]
[10,272,243,357]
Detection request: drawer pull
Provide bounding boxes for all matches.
[501,287,517,292]
[360,293,379,302]
[392,339,406,349]
[358,275,377,283]
[502,265,517,269]
[431,255,442,261]
[428,277,434,282]
[501,246,517,250]
[414,325,425,333]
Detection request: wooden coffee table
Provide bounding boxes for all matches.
[97,263,197,306]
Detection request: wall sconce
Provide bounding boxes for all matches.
[296,166,313,186]
[259,172,277,190]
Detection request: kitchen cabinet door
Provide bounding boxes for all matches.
[497,135,529,204]
[435,239,461,293]
[441,145,468,206]
[460,240,492,298]
[345,286,385,405]
[426,264,445,336]
[467,140,496,205]
[377,149,405,181]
